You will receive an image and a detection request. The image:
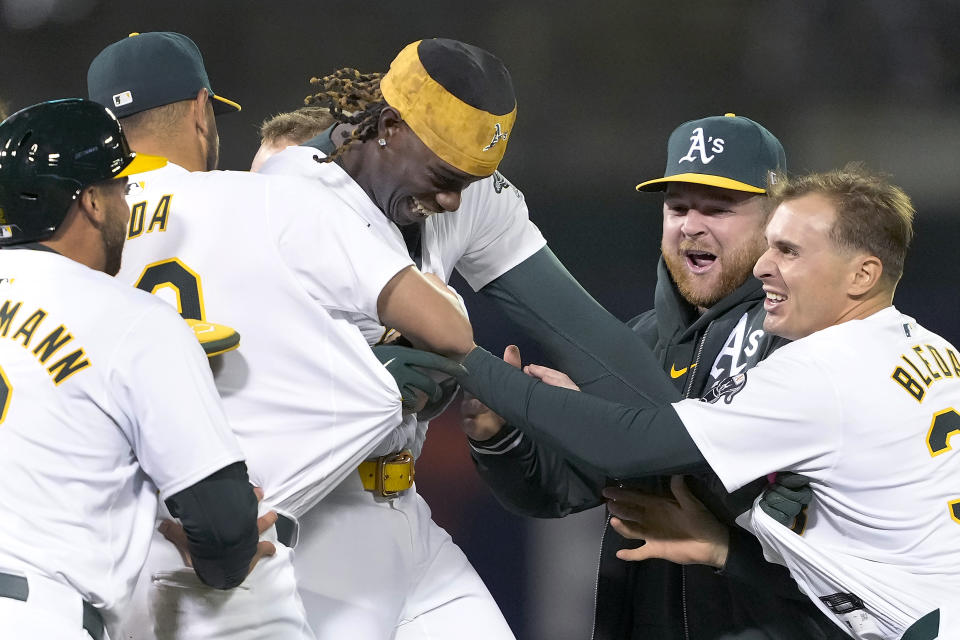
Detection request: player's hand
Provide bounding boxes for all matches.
[417,376,460,422]
[373,344,468,414]
[459,345,521,440]
[759,472,812,531]
[522,362,581,391]
[159,487,278,576]
[460,392,506,440]
[603,476,730,569]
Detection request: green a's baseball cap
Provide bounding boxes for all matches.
[636,113,785,194]
[87,32,240,118]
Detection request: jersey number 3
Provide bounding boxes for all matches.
[134,258,206,321]
[927,408,960,525]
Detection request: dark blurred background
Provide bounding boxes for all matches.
[4,1,960,637]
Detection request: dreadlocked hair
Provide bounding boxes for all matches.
[305,67,386,163]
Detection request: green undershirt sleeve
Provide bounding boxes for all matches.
[458,347,707,478]
[480,246,679,406]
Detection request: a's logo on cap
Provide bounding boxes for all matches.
[679,127,725,165]
[113,91,133,108]
[482,123,509,152]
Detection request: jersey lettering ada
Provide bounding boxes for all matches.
[127,193,172,238]
[676,307,960,638]
[116,163,410,518]
[0,249,243,617]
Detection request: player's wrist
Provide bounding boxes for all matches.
[465,423,506,442]
[467,424,518,448]
[708,528,731,569]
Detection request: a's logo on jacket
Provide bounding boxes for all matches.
[702,372,747,404]
[709,312,766,383]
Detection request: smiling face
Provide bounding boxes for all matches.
[661,182,770,309]
[370,121,482,227]
[753,193,863,340]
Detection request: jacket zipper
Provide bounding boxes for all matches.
[681,322,713,640]
[683,322,711,400]
[589,512,609,640]
[590,321,714,640]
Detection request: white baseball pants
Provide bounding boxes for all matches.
[116,521,314,640]
[293,473,515,640]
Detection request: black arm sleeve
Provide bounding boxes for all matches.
[469,428,606,517]
[480,246,680,406]
[459,347,707,478]
[471,246,681,515]
[479,249,815,604]
[164,461,259,590]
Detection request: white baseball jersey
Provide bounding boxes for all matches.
[0,248,243,616]
[116,164,410,518]
[676,306,960,639]
[260,145,545,291]
[260,145,546,455]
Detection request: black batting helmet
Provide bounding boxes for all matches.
[0,98,165,245]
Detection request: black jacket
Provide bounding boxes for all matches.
[477,248,845,640]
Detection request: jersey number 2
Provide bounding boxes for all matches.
[927,408,960,524]
[134,258,206,320]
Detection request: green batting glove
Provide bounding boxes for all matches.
[759,472,813,528]
[372,345,468,413]
[416,376,461,422]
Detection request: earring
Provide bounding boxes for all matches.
[377,138,387,148]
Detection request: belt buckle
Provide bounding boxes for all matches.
[375,450,414,498]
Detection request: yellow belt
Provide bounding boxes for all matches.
[358,450,415,497]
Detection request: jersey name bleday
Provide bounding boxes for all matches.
[676,307,960,638]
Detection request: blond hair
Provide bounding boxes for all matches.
[259,106,337,146]
[770,164,915,287]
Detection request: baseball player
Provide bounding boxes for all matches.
[265,98,841,637]
[252,39,555,638]
[464,114,844,640]
[257,53,698,417]
[454,166,957,639]
[87,32,476,640]
[0,99,267,638]
[250,107,335,172]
